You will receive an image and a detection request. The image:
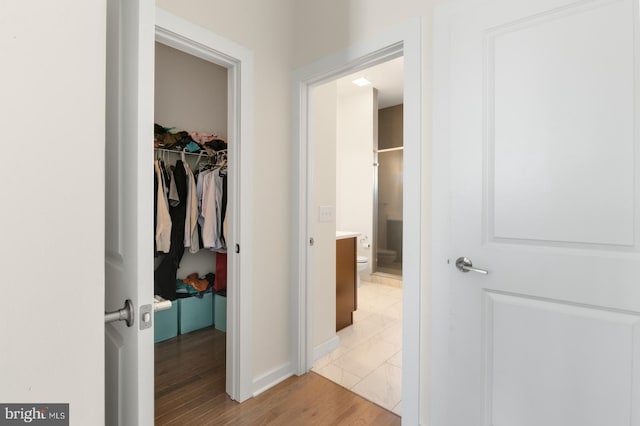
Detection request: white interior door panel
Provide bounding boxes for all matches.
[433,0,640,424]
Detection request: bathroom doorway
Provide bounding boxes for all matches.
[374,104,403,278]
[309,56,405,415]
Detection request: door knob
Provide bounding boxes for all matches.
[455,257,488,274]
[105,299,135,327]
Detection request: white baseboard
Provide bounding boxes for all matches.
[313,335,340,362]
[251,337,341,397]
[252,362,293,397]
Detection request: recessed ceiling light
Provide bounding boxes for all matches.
[352,77,371,87]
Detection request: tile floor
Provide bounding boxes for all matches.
[312,280,403,416]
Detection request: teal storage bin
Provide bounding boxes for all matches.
[214,293,227,332]
[179,293,214,334]
[154,302,178,343]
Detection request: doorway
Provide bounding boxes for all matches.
[152,39,230,420]
[307,57,405,414]
[153,10,255,404]
[375,102,403,278]
[105,6,254,423]
[291,18,424,424]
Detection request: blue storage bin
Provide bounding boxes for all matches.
[214,293,227,332]
[178,292,214,334]
[154,302,178,343]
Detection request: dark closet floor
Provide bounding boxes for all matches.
[155,327,401,425]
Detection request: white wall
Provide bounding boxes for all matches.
[311,84,377,356]
[0,0,105,423]
[336,88,376,263]
[155,42,228,137]
[309,82,338,350]
[156,0,295,384]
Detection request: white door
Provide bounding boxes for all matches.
[105,0,155,424]
[433,0,640,425]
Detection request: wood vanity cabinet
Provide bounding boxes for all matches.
[336,236,357,331]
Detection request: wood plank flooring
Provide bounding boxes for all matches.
[155,327,401,425]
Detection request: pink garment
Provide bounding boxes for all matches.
[189,131,219,145]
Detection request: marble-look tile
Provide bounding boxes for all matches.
[352,306,373,322]
[362,312,399,330]
[351,362,402,411]
[388,350,402,368]
[380,322,402,347]
[317,363,362,390]
[364,294,401,312]
[314,281,404,414]
[312,345,350,371]
[337,316,385,349]
[383,300,403,320]
[332,336,398,379]
[392,400,402,416]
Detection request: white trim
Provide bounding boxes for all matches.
[291,18,424,425]
[155,8,255,403]
[313,336,340,362]
[430,3,471,424]
[252,362,294,397]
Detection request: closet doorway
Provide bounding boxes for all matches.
[105,7,253,423]
[153,10,255,408]
[153,39,230,421]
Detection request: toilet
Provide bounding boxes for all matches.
[357,255,369,287]
[376,248,397,265]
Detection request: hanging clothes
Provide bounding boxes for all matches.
[221,171,227,246]
[153,144,228,299]
[154,160,188,300]
[154,160,172,254]
[183,161,200,254]
[198,166,226,252]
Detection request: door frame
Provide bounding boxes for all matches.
[155,9,255,402]
[291,18,424,424]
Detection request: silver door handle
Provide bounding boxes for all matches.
[105,299,134,326]
[455,257,488,274]
[153,297,172,312]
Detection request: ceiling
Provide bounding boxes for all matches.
[336,56,404,109]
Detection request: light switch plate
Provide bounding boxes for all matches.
[318,205,335,222]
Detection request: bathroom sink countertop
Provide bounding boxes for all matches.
[336,231,360,240]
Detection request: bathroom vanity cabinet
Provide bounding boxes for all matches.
[336,236,357,331]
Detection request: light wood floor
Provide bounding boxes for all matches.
[155,327,401,425]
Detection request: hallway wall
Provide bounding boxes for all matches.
[0,0,106,423]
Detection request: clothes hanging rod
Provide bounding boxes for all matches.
[154,147,226,157]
